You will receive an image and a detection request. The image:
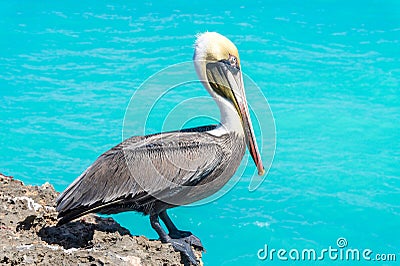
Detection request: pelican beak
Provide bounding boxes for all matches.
[206,61,265,175]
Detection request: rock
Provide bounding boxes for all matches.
[0,173,203,265]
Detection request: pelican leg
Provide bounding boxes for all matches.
[150,214,169,242]
[150,214,199,266]
[159,210,204,250]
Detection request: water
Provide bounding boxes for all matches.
[1,1,399,265]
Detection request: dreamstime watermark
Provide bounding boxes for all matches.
[257,237,397,262]
[122,61,276,205]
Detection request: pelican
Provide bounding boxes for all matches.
[56,32,265,265]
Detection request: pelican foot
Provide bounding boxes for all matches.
[168,238,200,266]
[169,230,204,251]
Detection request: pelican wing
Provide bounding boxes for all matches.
[56,126,229,222]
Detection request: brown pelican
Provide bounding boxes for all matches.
[56,32,265,265]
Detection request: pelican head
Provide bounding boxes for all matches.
[193,32,265,176]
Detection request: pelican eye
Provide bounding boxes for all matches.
[228,54,239,69]
[219,54,240,72]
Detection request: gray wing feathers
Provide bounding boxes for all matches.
[56,131,224,214]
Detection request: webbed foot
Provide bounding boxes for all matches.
[169,230,204,251]
[167,237,200,265]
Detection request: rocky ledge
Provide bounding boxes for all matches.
[0,173,203,265]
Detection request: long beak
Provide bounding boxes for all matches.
[206,61,265,175]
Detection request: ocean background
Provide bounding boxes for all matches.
[1,1,399,265]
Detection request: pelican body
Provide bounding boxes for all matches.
[56,32,264,265]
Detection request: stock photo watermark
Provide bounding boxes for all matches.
[122,61,276,205]
[257,237,397,262]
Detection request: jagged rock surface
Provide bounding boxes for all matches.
[0,174,203,265]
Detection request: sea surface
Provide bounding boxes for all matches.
[1,1,399,265]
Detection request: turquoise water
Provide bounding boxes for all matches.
[1,1,399,265]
